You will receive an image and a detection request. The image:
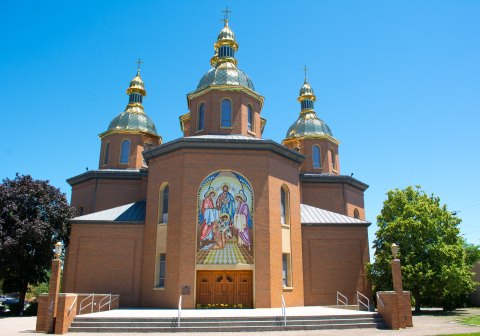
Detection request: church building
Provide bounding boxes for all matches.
[63,17,371,309]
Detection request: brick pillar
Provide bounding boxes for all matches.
[391,258,407,328]
[45,258,62,333]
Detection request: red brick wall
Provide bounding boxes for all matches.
[62,223,143,307]
[70,176,147,215]
[283,138,340,175]
[301,225,371,305]
[141,146,303,308]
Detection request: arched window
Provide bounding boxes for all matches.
[248,105,253,132]
[354,208,360,219]
[312,145,321,169]
[103,142,110,165]
[281,186,290,225]
[120,139,130,163]
[198,103,205,131]
[159,185,169,223]
[331,150,336,170]
[221,99,232,127]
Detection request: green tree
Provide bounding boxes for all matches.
[464,242,480,267]
[0,174,75,313]
[368,186,476,311]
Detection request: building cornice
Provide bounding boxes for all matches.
[187,85,264,107]
[300,173,369,191]
[67,169,148,186]
[143,137,304,164]
[301,222,371,228]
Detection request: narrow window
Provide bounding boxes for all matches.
[248,105,253,132]
[120,139,130,163]
[221,99,232,127]
[103,142,110,165]
[280,186,289,225]
[161,185,169,223]
[331,150,336,170]
[282,253,292,287]
[78,206,84,216]
[158,253,166,288]
[198,103,205,131]
[312,145,321,169]
[354,208,360,219]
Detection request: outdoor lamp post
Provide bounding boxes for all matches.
[54,241,63,259]
[45,241,63,333]
[391,243,399,259]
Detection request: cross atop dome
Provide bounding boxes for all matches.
[222,7,232,25]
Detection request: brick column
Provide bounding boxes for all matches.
[391,258,406,328]
[45,258,62,333]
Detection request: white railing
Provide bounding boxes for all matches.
[79,294,95,314]
[376,293,385,308]
[68,296,78,314]
[336,291,348,307]
[177,295,182,328]
[281,295,286,327]
[356,291,370,311]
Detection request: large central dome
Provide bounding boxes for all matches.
[197,62,254,90]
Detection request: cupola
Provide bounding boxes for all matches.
[182,10,265,138]
[98,62,161,170]
[283,72,340,175]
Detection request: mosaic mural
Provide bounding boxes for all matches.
[197,170,254,265]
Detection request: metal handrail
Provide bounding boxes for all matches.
[68,296,78,314]
[281,295,286,327]
[79,294,94,314]
[98,294,111,311]
[336,291,348,307]
[356,291,370,311]
[177,295,182,328]
[376,293,385,308]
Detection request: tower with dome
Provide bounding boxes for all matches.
[64,14,371,309]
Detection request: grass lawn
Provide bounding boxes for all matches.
[461,316,480,326]
[437,334,480,336]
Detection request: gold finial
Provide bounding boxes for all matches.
[222,6,232,25]
[136,58,143,74]
[303,65,309,83]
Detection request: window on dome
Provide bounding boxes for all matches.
[198,103,205,131]
[103,142,110,165]
[120,139,130,164]
[158,184,169,224]
[221,99,232,128]
[312,145,321,169]
[248,105,253,132]
[281,186,290,225]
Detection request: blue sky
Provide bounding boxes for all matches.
[2,1,479,252]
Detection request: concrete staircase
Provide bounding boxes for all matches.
[69,313,385,332]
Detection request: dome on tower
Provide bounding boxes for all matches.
[197,62,255,90]
[217,24,235,41]
[286,113,332,138]
[285,76,334,140]
[107,107,158,135]
[102,69,158,137]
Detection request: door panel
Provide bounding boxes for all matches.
[197,270,252,308]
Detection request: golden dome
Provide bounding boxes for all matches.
[126,70,146,96]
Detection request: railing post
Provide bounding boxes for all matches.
[177,295,182,328]
[281,295,286,327]
[91,294,95,313]
[109,294,111,311]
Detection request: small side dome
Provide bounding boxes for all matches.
[218,24,235,42]
[108,106,158,135]
[197,62,255,90]
[126,72,146,96]
[299,81,314,96]
[285,112,332,139]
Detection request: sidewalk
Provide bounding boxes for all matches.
[1,308,479,336]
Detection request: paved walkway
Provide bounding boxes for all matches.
[1,308,480,335]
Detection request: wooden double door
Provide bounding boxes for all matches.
[196,270,253,308]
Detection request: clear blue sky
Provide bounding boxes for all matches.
[2,1,480,252]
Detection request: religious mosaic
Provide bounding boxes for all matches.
[197,170,254,265]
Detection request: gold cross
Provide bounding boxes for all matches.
[136,58,143,72]
[303,65,309,80]
[222,6,232,23]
